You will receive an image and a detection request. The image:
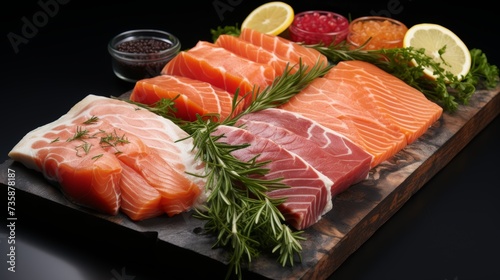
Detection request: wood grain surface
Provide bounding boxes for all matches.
[1,85,499,279]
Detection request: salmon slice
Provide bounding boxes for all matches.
[119,164,163,221]
[9,94,206,218]
[212,124,333,230]
[161,41,276,107]
[90,121,202,217]
[280,77,408,168]
[324,61,443,143]
[239,28,328,70]
[83,96,206,187]
[130,74,242,122]
[118,151,202,216]
[11,119,123,215]
[215,34,293,75]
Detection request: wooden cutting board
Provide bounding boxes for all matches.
[1,85,499,279]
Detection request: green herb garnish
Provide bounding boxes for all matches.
[211,24,241,42]
[137,61,328,280]
[66,126,89,142]
[309,42,499,112]
[83,115,99,124]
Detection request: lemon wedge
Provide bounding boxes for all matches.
[403,23,471,80]
[241,1,294,36]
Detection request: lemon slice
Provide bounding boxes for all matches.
[403,23,471,80]
[241,1,294,35]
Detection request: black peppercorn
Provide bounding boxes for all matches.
[116,39,172,54]
[108,30,181,82]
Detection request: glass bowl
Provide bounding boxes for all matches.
[347,16,408,50]
[108,29,181,82]
[288,10,349,45]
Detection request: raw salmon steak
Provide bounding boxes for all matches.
[324,61,443,144]
[8,94,206,220]
[161,41,276,107]
[280,76,408,168]
[239,28,328,71]
[215,34,295,76]
[212,124,333,230]
[130,74,243,122]
[237,108,373,197]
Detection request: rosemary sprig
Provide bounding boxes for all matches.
[140,61,327,279]
[308,42,499,112]
[241,59,332,115]
[66,126,89,142]
[99,129,130,154]
[83,115,99,124]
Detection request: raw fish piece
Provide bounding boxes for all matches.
[215,34,294,75]
[161,41,276,108]
[9,94,206,218]
[280,76,408,168]
[119,163,164,221]
[212,124,333,230]
[323,61,443,143]
[239,28,328,70]
[131,74,243,122]
[237,108,373,196]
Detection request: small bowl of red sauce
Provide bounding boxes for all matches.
[347,16,408,50]
[108,29,181,82]
[288,11,349,45]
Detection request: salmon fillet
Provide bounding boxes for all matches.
[324,61,443,143]
[9,94,206,219]
[215,34,294,76]
[119,163,163,221]
[130,74,243,122]
[239,28,328,70]
[280,76,408,168]
[161,41,276,108]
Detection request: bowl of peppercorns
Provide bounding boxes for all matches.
[108,29,181,82]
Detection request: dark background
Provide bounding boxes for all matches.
[1,0,499,279]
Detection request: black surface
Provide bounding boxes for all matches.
[1,1,499,279]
